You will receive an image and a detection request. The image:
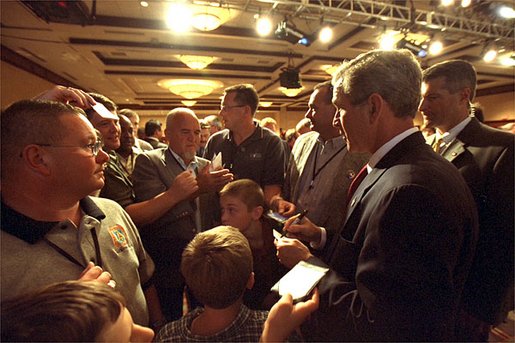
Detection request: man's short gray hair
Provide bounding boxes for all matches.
[332,49,422,118]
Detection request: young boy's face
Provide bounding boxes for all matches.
[220,195,254,233]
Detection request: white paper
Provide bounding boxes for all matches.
[272,261,329,302]
[210,152,222,171]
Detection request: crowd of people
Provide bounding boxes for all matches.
[1,50,513,342]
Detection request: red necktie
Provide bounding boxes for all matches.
[347,164,369,201]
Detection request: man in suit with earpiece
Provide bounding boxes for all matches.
[420,59,514,342]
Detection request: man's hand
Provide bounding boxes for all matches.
[78,262,113,286]
[166,170,199,202]
[33,85,95,109]
[196,163,233,193]
[275,237,312,269]
[282,214,322,244]
[261,289,319,342]
[273,198,296,217]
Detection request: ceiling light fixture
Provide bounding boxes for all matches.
[440,0,454,6]
[460,0,472,8]
[192,13,221,31]
[178,55,217,70]
[166,4,193,33]
[256,16,273,36]
[259,101,273,107]
[321,64,340,76]
[379,30,398,50]
[279,87,304,97]
[483,48,498,62]
[140,1,149,8]
[428,40,443,55]
[181,100,197,107]
[158,79,224,99]
[498,5,515,19]
[319,26,333,43]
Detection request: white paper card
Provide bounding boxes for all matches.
[210,152,222,171]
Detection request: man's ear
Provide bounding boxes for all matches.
[460,87,472,105]
[367,93,383,124]
[22,145,52,176]
[251,205,264,221]
[246,272,255,290]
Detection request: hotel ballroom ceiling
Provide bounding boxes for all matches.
[1,0,514,114]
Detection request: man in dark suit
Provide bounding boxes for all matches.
[420,60,514,341]
[275,50,478,341]
[144,119,168,149]
[132,108,232,320]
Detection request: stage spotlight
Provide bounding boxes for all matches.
[279,67,302,89]
[397,38,427,58]
[275,20,312,46]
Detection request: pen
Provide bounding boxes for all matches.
[281,209,309,238]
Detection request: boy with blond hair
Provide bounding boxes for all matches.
[219,179,287,310]
[155,226,268,342]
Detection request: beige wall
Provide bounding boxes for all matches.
[1,61,54,108]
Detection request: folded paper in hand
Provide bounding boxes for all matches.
[271,260,329,302]
[210,152,222,171]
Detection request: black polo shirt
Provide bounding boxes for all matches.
[204,124,285,187]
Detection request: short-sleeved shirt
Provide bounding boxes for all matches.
[0,196,154,325]
[154,304,268,342]
[204,125,285,188]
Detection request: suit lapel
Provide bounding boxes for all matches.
[344,167,385,222]
[442,139,466,162]
[342,131,427,227]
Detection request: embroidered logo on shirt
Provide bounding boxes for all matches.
[108,225,128,250]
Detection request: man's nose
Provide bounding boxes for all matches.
[96,148,109,163]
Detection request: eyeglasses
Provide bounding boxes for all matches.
[220,104,246,111]
[36,140,104,157]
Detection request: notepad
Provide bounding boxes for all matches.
[271,260,329,303]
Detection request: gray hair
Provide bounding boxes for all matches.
[332,49,422,118]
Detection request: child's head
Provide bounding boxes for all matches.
[219,179,264,232]
[1,281,154,342]
[181,226,254,309]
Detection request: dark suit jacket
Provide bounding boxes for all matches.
[144,137,168,150]
[132,148,211,288]
[301,132,478,341]
[432,118,514,324]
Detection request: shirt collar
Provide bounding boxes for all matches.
[228,122,261,144]
[169,148,197,170]
[1,196,105,244]
[368,127,418,170]
[436,116,472,144]
[316,134,346,150]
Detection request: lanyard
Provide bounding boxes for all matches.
[309,144,345,189]
[44,228,103,269]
